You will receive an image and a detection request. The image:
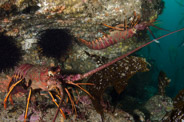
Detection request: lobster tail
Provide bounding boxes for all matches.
[79,38,90,48]
[79,35,117,50]
[79,28,136,50]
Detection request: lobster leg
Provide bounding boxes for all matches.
[9,94,14,105]
[24,88,32,122]
[55,94,67,106]
[52,84,66,122]
[102,23,125,31]
[6,76,14,106]
[124,20,128,30]
[66,82,94,99]
[75,89,79,104]
[63,82,95,117]
[6,77,14,106]
[134,14,140,26]
[66,97,69,104]
[147,27,157,39]
[4,78,23,109]
[6,76,12,91]
[52,87,66,104]
[151,24,170,32]
[65,88,77,116]
[48,91,66,119]
[131,11,140,26]
[7,74,24,106]
[74,83,94,85]
[130,11,136,27]
[55,93,67,105]
[68,87,79,104]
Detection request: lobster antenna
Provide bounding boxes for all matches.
[151,24,170,32]
[147,27,157,39]
[52,84,65,122]
[147,27,160,44]
[81,27,184,79]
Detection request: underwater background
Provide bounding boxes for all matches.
[137,0,184,98]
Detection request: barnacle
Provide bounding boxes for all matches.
[86,52,149,118]
[158,71,171,96]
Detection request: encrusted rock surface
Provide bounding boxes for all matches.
[144,95,173,121]
[0,92,135,122]
[0,0,164,73]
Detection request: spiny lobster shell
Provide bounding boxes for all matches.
[9,64,59,91]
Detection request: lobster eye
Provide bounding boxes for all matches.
[48,71,54,76]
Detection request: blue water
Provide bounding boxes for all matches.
[138,0,184,97]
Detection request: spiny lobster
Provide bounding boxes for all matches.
[3,27,184,122]
[4,64,93,122]
[79,12,167,50]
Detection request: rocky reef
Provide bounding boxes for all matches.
[0,0,164,72]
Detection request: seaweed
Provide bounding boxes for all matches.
[162,89,184,121]
[84,51,108,65]
[86,52,149,119]
[158,71,171,96]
